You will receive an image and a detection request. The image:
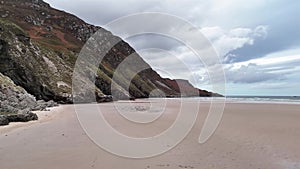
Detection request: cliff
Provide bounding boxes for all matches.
[0,0,221,106]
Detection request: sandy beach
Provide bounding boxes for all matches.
[0,99,299,169]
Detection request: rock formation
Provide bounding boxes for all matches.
[0,72,57,125]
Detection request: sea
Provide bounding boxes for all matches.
[179,96,300,104]
[160,96,300,104]
[223,96,300,104]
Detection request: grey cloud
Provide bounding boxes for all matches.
[126,34,183,51]
[46,0,163,25]
[137,49,199,79]
[45,0,209,25]
[227,0,300,63]
[225,63,286,84]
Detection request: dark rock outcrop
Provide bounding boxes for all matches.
[6,112,38,123]
[0,111,38,126]
[0,72,56,126]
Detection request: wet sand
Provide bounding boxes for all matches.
[0,99,299,169]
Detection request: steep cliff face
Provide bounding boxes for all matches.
[0,18,76,103]
[0,72,58,125]
[0,0,221,104]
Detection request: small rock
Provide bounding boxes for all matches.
[46,25,53,31]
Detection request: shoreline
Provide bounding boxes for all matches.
[162,97,300,105]
[1,99,300,133]
[0,99,299,169]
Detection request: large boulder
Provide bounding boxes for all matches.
[6,112,38,123]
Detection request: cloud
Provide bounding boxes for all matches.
[125,25,269,68]
[127,34,183,51]
[223,48,300,84]
[137,48,196,79]
[227,1,300,63]
[232,48,300,68]
[201,26,269,62]
[225,63,284,84]
[126,25,268,67]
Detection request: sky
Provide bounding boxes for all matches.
[44,0,300,96]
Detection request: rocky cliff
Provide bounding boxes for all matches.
[0,72,57,125]
[0,0,221,107]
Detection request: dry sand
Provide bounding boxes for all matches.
[0,99,299,169]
